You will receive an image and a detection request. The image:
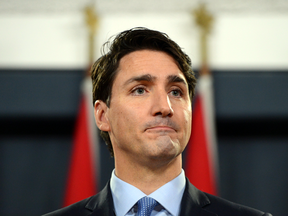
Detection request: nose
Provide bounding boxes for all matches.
[151,91,174,117]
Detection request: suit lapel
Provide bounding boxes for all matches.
[179,178,217,216]
[85,182,115,216]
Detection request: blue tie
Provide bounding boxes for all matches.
[137,197,157,216]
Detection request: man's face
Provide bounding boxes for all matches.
[101,50,192,166]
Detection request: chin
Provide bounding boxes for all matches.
[154,140,181,158]
[147,150,181,169]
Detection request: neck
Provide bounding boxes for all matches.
[114,154,182,195]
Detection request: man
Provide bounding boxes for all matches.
[44,27,272,216]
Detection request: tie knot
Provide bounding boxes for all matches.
[137,197,157,216]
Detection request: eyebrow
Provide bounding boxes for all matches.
[123,74,156,86]
[167,75,187,85]
[123,74,187,86]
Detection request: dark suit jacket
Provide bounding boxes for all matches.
[43,178,272,216]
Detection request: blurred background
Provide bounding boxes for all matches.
[0,0,288,215]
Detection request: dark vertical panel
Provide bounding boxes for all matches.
[218,138,288,216]
[213,71,288,118]
[0,137,71,216]
[0,69,83,215]
[0,69,83,116]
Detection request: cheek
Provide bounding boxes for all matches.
[185,109,192,125]
[180,104,192,123]
[182,107,192,135]
[111,105,141,130]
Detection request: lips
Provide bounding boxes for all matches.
[145,125,176,132]
[143,118,180,132]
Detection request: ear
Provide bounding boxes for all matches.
[94,100,110,132]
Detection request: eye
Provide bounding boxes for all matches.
[131,87,146,95]
[170,89,182,97]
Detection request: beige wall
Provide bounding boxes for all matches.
[0,12,288,70]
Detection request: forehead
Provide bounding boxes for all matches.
[114,50,187,85]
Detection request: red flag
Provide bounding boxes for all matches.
[185,70,218,195]
[63,77,99,206]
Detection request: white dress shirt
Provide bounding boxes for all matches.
[110,169,186,216]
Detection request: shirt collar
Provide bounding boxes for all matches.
[110,169,186,216]
[149,170,185,216]
[110,170,146,216]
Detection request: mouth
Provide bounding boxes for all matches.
[145,126,176,132]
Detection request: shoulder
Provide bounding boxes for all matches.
[182,179,272,216]
[42,196,94,216]
[42,183,114,216]
[204,193,272,216]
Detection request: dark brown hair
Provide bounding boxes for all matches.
[91,27,196,157]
